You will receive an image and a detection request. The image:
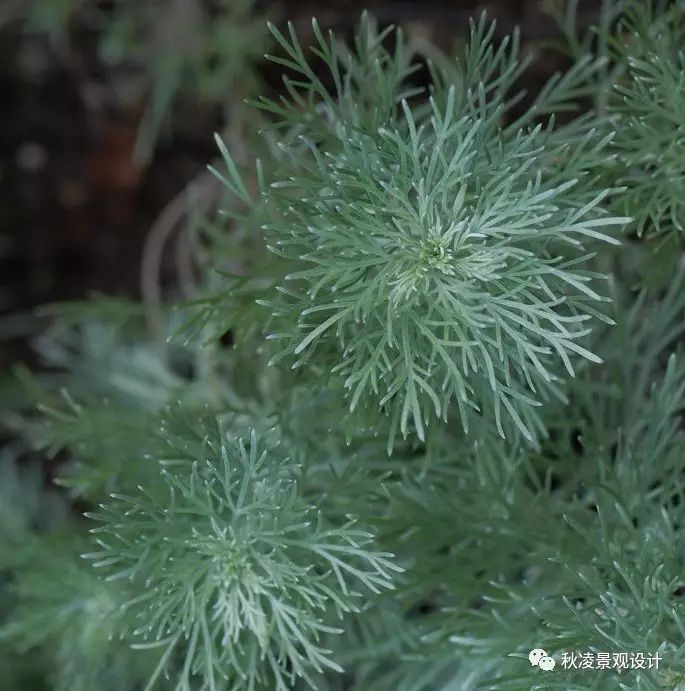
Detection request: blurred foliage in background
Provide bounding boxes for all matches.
[6,0,269,162]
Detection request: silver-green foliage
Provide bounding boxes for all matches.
[5,5,685,691]
[86,422,401,691]
[309,270,685,691]
[212,15,629,449]
[608,0,685,236]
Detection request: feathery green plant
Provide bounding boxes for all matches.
[206,14,629,449]
[607,0,685,237]
[86,422,401,691]
[3,3,685,691]
[554,0,685,239]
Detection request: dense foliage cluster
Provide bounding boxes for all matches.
[217,15,628,447]
[2,1,685,690]
[608,0,685,236]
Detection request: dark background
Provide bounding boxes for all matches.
[0,0,601,365]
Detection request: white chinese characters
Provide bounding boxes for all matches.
[528,649,662,673]
[560,651,662,671]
